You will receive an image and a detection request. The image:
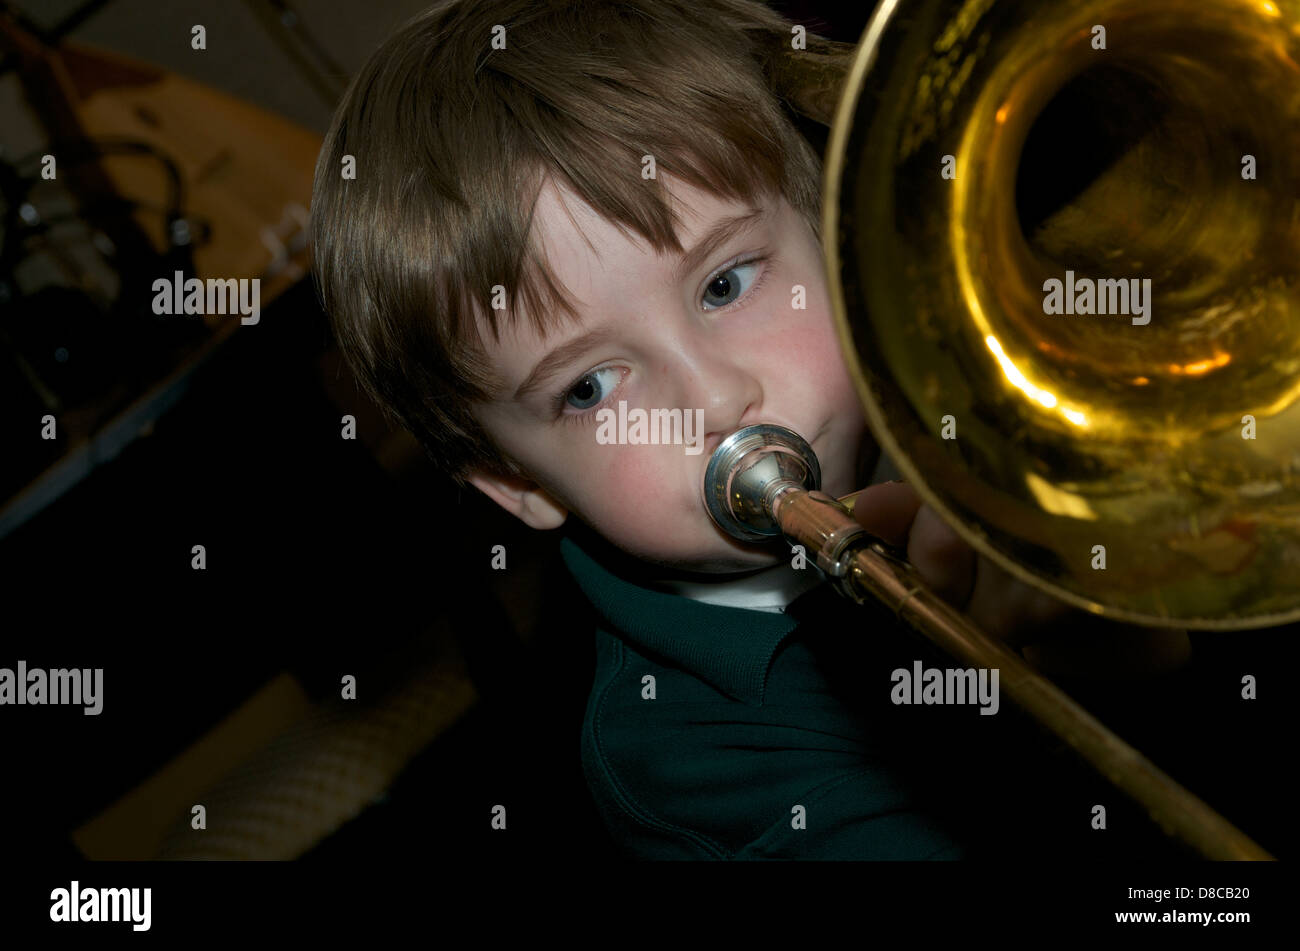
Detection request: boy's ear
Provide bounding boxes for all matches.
[465,467,568,530]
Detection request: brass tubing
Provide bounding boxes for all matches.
[770,487,1275,861]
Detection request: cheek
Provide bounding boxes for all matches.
[766,303,863,412]
[576,444,693,543]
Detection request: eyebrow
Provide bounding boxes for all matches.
[514,324,618,403]
[672,204,767,287]
[512,204,768,404]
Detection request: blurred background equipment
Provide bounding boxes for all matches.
[0,0,619,864]
[0,0,318,532]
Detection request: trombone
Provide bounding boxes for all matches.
[703,0,1300,860]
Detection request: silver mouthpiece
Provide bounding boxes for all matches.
[703,424,821,542]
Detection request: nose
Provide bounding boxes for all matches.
[687,354,765,457]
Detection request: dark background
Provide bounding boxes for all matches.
[0,0,1293,867]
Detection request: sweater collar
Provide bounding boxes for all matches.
[651,554,826,613]
[560,534,828,706]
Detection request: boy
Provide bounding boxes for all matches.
[311,0,1189,859]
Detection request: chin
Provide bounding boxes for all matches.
[708,531,785,571]
[653,531,784,577]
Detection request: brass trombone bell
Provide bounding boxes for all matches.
[779,0,1300,629]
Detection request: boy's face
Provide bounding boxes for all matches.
[468,173,873,575]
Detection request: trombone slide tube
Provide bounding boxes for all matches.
[768,484,1274,861]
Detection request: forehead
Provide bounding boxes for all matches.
[473,173,782,400]
[529,173,758,304]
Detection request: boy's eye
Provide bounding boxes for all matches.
[702,260,763,310]
[565,366,621,410]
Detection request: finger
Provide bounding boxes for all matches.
[966,555,1074,647]
[906,505,977,608]
[851,481,922,548]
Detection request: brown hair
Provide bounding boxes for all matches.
[310,0,837,487]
